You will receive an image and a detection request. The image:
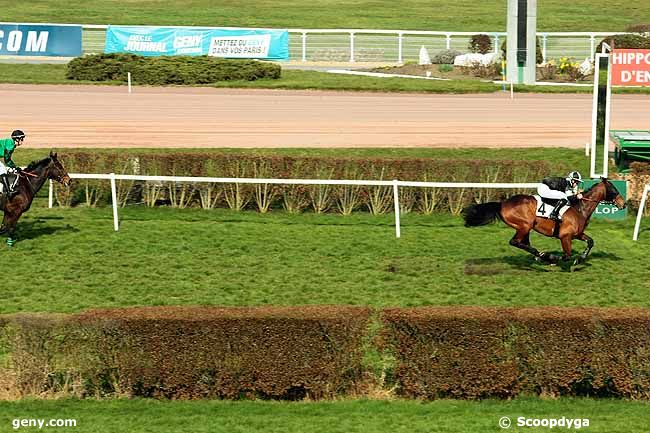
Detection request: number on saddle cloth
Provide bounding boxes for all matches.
[534,195,568,219]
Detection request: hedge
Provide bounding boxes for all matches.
[66,54,281,85]
[0,306,371,399]
[381,307,650,399]
[53,152,552,215]
[596,34,650,52]
[2,307,650,400]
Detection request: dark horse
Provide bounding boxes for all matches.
[0,151,71,246]
[462,178,626,265]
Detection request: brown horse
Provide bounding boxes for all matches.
[462,178,626,265]
[0,151,71,246]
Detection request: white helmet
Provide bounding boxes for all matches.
[566,171,582,183]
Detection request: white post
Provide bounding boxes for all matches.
[349,32,355,62]
[541,33,548,63]
[493,35,500,55]
[110,173,119,231]
[301,32,307,62]
[127,72,132,94]
[393,179,401,238]
[397,32,404,64]
[510,82,514,99]
[48,179,53,209]
[585,141,590,157]
[589,35,596,62]
[445,33,451,50]
[633,185,649,241]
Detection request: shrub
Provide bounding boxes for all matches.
[468,34,493,54]
[1,306,372,399]
[431,49,462,64]
[381,307,650,399]
[597,34,650,52]
[66,54,281,84]
[437,64,453,73]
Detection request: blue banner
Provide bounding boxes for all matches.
[0,24,82,57]
[105,26,289,60]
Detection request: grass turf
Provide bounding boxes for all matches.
[3,0,649,32]
[4,64,650,95]
[1,203,647,314]
[0,398,648,433]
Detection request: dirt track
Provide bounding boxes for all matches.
[1,84,649,149]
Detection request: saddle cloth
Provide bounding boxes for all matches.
[534,195,570,220]
[0,173,18,195]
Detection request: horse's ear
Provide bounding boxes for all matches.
[49,150,57,159]
[600,176,608,182]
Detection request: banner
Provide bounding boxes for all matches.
[0,24,82,57]
[611,49,650,86]
[105,26,289,60]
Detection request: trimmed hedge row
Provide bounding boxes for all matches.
[54,152,552,215]
[1,306,371,399]
[66,54,281,84]
[2,307,650,400]
[382,307,650,399]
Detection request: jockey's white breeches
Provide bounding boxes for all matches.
[0,161,7,176]
[537,184,568,200]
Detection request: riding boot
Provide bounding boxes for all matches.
[549,198,568,221]
[0,174,15,199]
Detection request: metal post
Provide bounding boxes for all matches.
[127,72,132,94]
[397,32,404,64]
[301,32,307,62]
[633,185,649,241]
[48,179,53,209]
[589,35,596,62]
[445,33,451,50]
[393,179,401,238]
[542,33,547,63]
[494,35,500,55]
[349,32,355,62]
[110,173,119,231]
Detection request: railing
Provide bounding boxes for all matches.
[4,22,614,63]
[48,173,538,237]
[633,184,650,241]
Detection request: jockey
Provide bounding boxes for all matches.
[537,171,584,221]
[0,130,25,199]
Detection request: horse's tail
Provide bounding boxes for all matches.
[462,202,503,227]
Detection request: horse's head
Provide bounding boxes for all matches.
[46,151,71,187]
[598,177,626,209]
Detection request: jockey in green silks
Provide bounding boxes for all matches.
[0,130,26,199]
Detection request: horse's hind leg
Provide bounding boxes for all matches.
[509,229,544,260]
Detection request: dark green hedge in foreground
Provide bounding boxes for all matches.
[2,307,650,400]
[66,53,281,85]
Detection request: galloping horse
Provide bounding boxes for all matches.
[462,178,626,264]
[0,151,71,246]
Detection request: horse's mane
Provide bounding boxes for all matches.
[25,157,51,172]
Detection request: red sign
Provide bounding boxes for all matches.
[611,49,650,86]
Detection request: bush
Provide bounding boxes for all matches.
[66,54,281,84]
[431,49,462,64]
[52,152,553,215]
[468,34,493,54]
[597,34,650,52]
[381,307,650,399]
[437,64,453,73]
[1,306,372,399]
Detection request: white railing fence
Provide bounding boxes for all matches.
[79,25,621,64]
[48,174,538,236]
[633,184,650,241]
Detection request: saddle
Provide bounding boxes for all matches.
[0,173,19,195]
[533,195,570,220]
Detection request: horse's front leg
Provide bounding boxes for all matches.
[560,234,574,264]
[4,213,19,247]
[575,233,594,263]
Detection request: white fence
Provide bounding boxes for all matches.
[633,184,650,241]
[49,173,538,237]
[69,25,623,64]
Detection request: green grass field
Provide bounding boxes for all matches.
[1,398,649,433]
[1,0,647,31]
[2,203,647,314]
